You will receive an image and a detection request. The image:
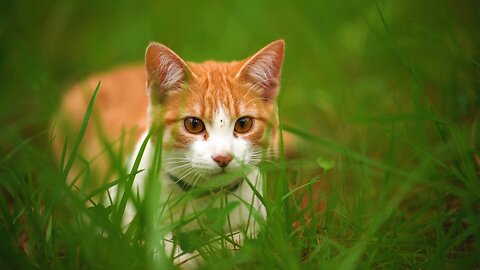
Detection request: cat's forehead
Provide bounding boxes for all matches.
[184,62,261,119]
[185,84,259,121]
[163,61,273,122]
[188,60,244,77]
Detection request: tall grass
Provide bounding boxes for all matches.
[1,0,479,269]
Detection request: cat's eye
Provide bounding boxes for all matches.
[184,117,205,134]
[234,117,254,133]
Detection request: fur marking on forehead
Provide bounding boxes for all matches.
[213,107,230,128]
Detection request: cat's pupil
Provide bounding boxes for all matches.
[235,117,253,133]
[191,119,199,128]
[184,117,204,134]
[239,119,247,127]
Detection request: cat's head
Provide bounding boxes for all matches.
[144,40,284,184]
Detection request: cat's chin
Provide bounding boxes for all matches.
[203,165,249,177]
[198,168,231,181]
[192,166,247,183]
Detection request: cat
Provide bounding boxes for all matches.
[53,40,285,267]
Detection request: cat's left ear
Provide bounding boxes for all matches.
[145,42,194,103]
[236,39,285,101]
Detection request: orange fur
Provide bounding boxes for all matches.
[52,40,292,185]
[155,60,278,149]
[52,65,148,182]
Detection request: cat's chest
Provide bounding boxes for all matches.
[158,169,263,232]
[130,134,266,232]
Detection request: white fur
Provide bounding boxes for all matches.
[181,107,253,177]
[110,106,266,268]
[235,49,279,89]
[158,54,184,89]
[248,51,276,86]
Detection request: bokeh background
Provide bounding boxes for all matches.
[2,0,478,145]
[1,0,479,269]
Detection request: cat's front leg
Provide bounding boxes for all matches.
[243,171,267,238]
[225,202,266,250]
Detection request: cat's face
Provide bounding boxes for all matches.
[145,40,284,185]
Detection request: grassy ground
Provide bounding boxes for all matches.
[1,0,479,269]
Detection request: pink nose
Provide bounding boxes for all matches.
[212,154,233,168]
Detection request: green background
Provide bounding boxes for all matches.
[1,0,479,269]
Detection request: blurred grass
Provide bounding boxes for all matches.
[1,0,479,269]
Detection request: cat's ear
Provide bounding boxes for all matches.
[145,42,193,103]
[236,39,285,101]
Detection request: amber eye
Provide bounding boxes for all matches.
[184,117,205,134]
[234,117,254,133]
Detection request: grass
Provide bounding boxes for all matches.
[1,0,479,269]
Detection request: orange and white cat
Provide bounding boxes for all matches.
[54,40,285,266]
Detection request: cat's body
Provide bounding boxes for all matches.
[53,40,285,266]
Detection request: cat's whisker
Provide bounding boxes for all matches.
[164,159,189,163]
[248,148,277,165]
[251,150,275,156]
[167,171,193,186]
[250,153,272,157]
[168,170,191,178]
[164,162,192,173]
[165,158,189,161]
[163,158,191,165]
[250,149,275,157]
[164,166,191,174]
[190,172,202,187]
[164,160,191,166]
[249,154,273,160]
[175,167,198,183]
[164,161,191,167]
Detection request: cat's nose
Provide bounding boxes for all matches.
[212,154,233,168]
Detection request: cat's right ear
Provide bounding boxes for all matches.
[236,40,285,101]
[145,42,192,103]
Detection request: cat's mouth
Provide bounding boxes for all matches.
[197,165,237,178]
[211,168,227,176]
[167,173,243,196]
